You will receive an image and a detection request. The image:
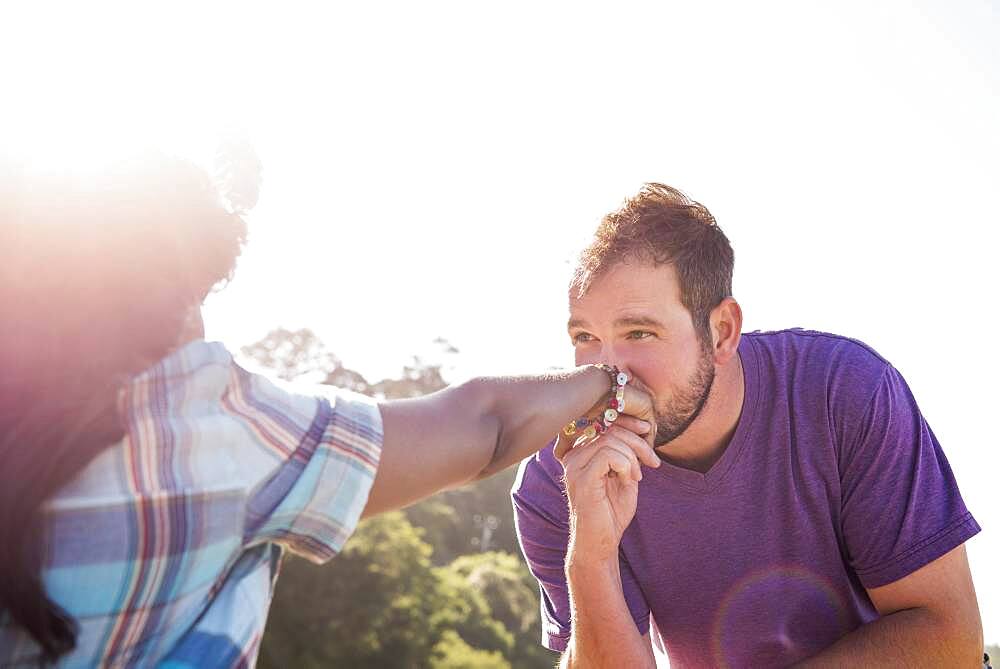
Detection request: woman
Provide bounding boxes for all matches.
[0,153,658,667]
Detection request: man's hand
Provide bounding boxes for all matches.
[555,384,660,564]
[554,384,660,669]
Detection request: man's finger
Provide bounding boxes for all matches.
[556,415,653,462]
[604,436,643,482]
[565,433,642,482]
[605,424,659,468]
[561,432,610,473]
[581,446,640,484]
[562,424,658,472]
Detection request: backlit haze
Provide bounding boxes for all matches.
[4,0,997,647]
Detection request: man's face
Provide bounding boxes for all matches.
[568,261,716,447]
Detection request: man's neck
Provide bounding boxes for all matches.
[655,352,745,474]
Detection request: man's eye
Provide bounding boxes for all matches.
[572,333,595,344]
[627,330,654,340]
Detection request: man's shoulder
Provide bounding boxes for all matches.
[745,329,894,431]
[744,327,888,363]
[744,328,890,382]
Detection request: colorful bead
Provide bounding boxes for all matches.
[604,408,619,423]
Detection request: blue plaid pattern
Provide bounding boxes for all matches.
[0,341,382,668]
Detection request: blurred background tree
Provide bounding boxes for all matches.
[246,328,557,668]
[241,328,340,383]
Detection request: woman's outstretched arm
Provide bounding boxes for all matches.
[362,367,657,518]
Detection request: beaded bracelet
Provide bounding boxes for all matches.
[562,364,629,442]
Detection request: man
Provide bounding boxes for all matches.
[512,184,983,667]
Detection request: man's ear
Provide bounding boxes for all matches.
[710,297,742,364]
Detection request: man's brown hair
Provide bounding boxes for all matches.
[572,183,734,340]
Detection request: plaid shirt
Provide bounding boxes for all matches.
[0,341,383,668]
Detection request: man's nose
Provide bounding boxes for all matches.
[598,347,632,380]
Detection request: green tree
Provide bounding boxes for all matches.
[240,327,340,382]
[429,631,510,669]
[260,512,439,668]
[405,467,524,566]
[445,552,557,668]
[431,566,513,660]
[403,497,466,566]
[246,328,557,667]
[371,356,449,399]
[447,553,538,638]
[260,513,525,669]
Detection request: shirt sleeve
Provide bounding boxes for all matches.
[512,444,651,652]
[234,366,383,564]
[838,364,980,589]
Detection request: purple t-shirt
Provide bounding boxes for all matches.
[512,329,979,667]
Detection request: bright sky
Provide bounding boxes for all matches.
[4,0,998,649]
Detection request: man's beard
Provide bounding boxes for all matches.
[653,343,716,447]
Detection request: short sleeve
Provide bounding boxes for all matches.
[235,367,383,564]
[838,364,979,589]
[512,444,651,652]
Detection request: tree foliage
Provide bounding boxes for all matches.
[241,327,338,382]
[429,631,510,669]
[251,328,556,668]
[444,552,556,668]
